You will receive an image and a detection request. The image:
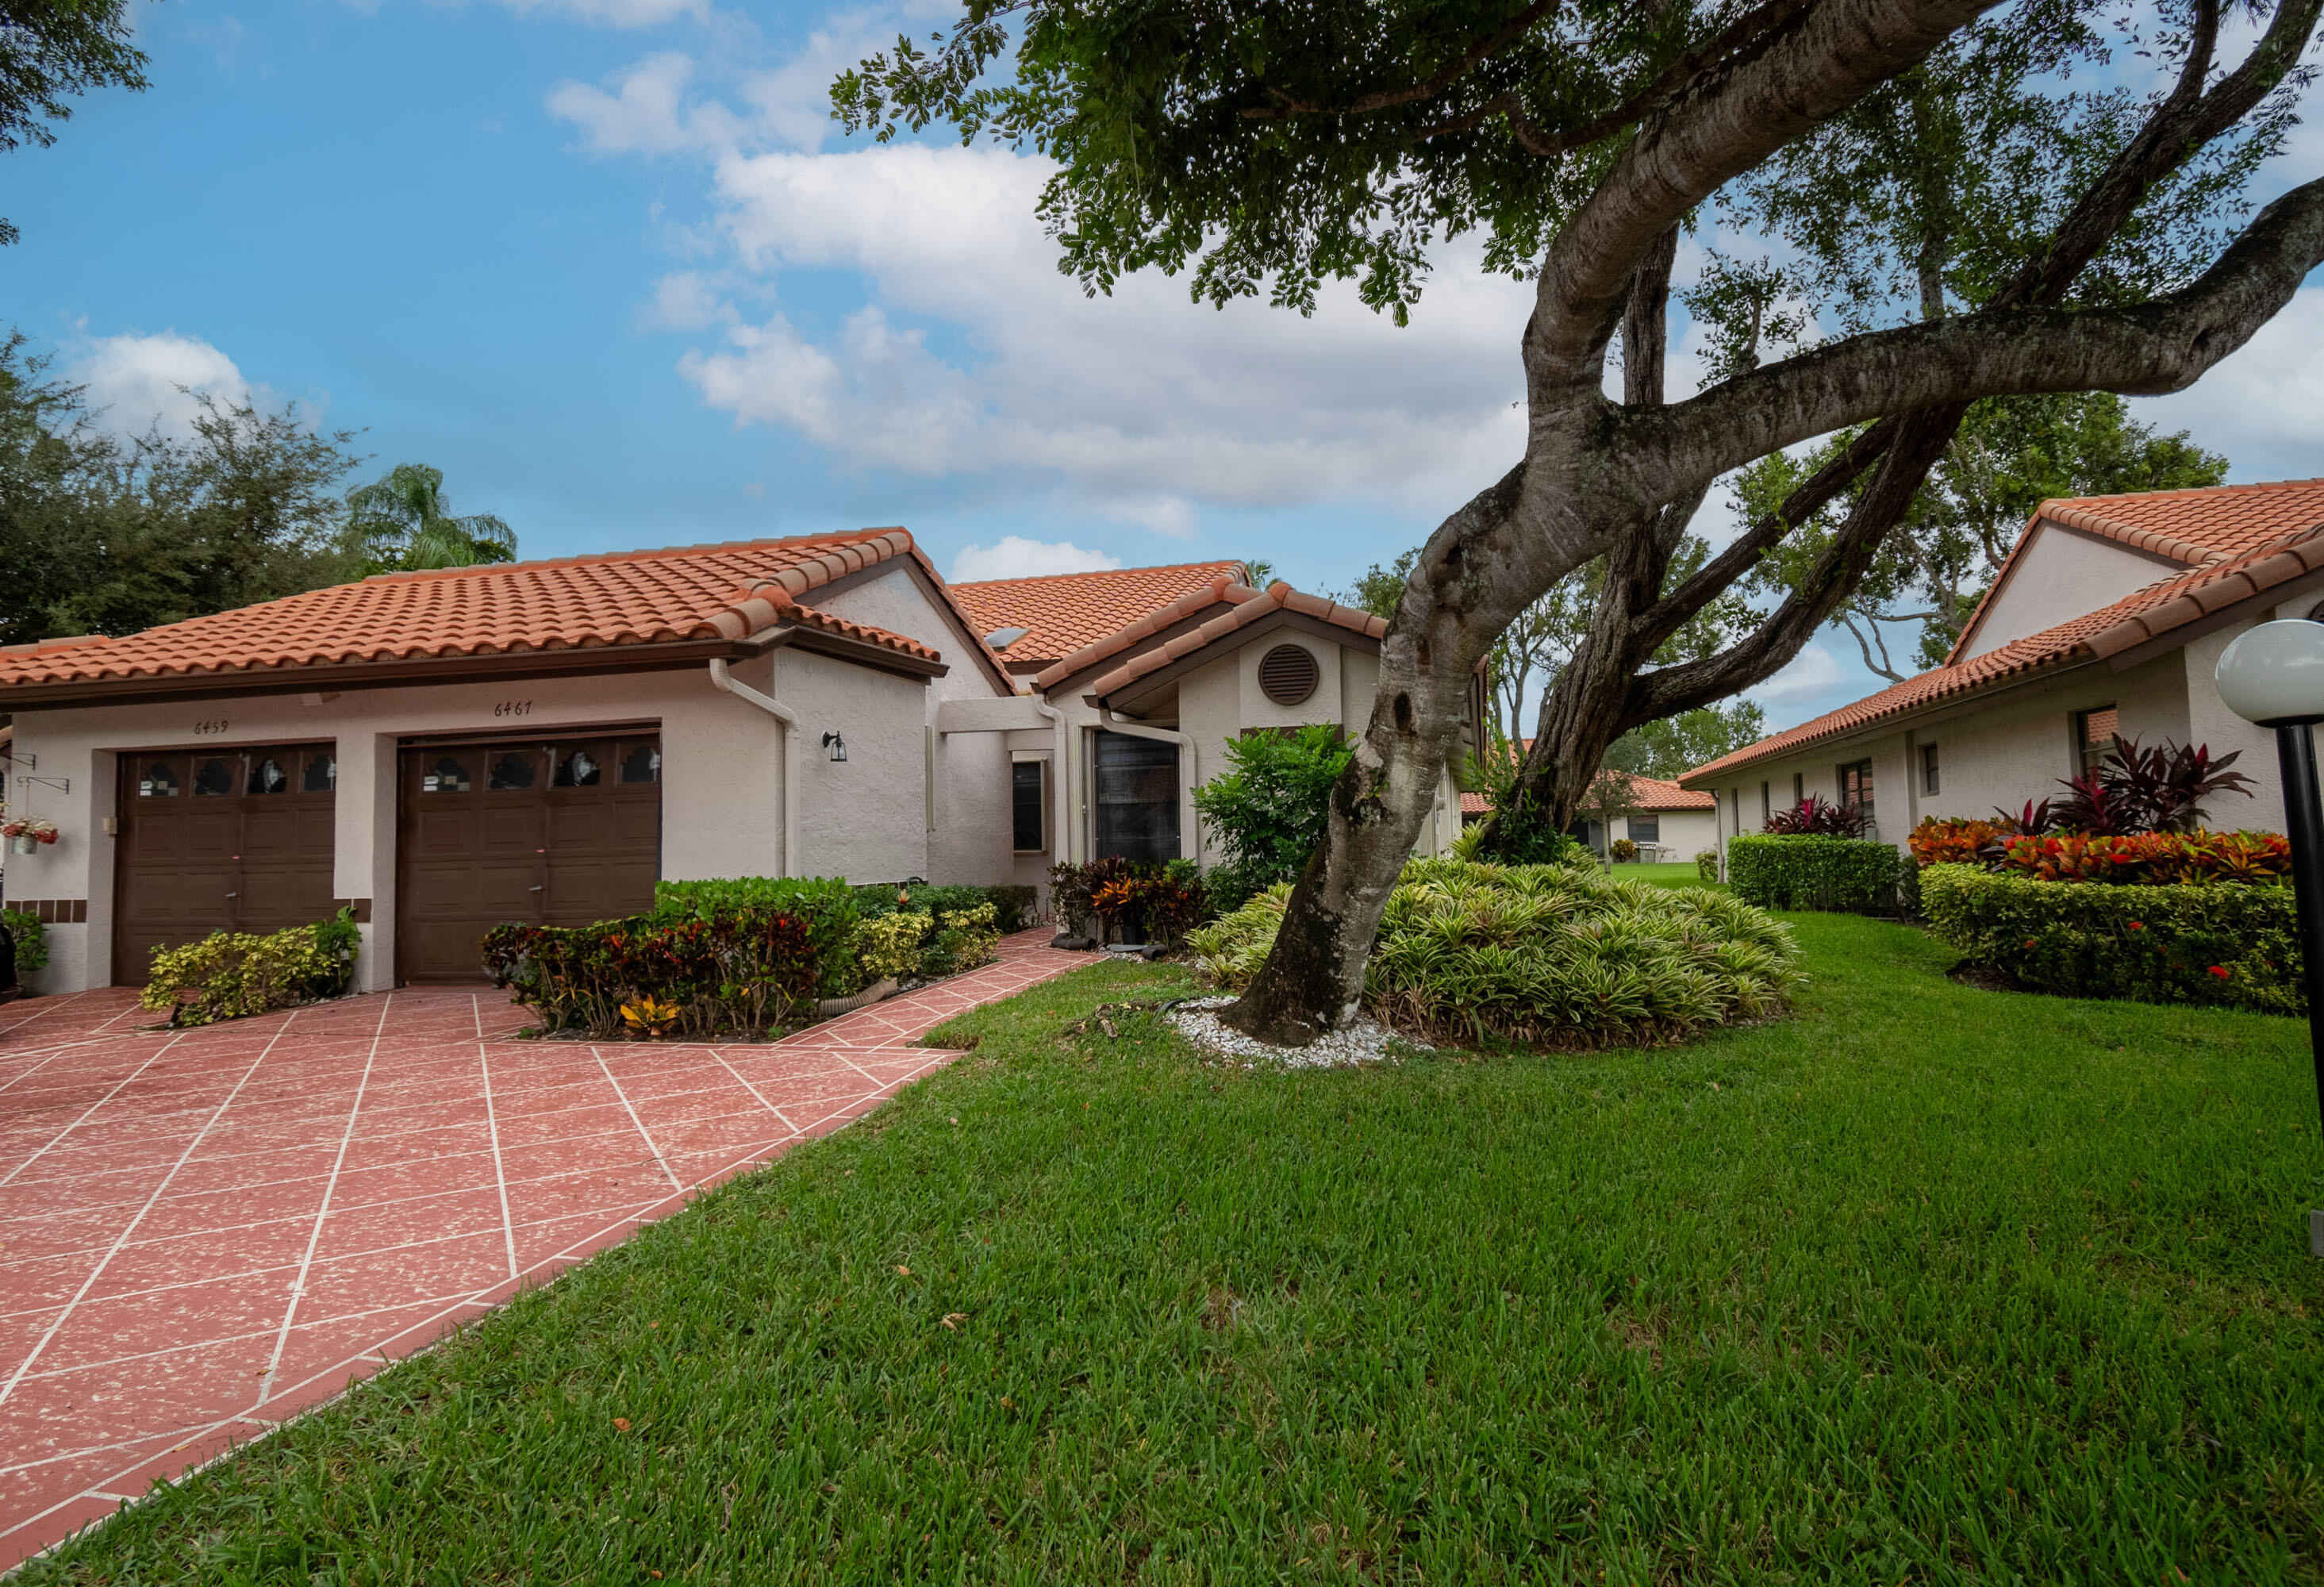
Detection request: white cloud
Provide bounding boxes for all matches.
[549,53,738,154]
[950,536,1124,582]
[71,330,256,438]
[2135,283,2324,484]
[637,269,733,331]
[1748,644,1845,706]
[648,140,1532,528]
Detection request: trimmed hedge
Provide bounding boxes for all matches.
[1727,835,1915,915]
[1919,863,2302,1015]
[854,882,1036,935]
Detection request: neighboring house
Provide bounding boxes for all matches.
[0,543,1474,994]
[1457,768,1717,860]
[1681,478,2324,869]
[946,567,1476,882]
[0,530,1020,993]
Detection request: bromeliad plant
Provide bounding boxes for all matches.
[1193,857,1796,1051]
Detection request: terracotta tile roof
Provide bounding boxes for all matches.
[1458,770,1711,817]
[1620,774,1718,810]
[1080,582,1389,698]
[950,561,1247,667]
[1950,477,2324,663]
[0,529,946,694]
[1684,510,2324,785]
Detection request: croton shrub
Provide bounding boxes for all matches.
[1909,820,2288,884]
[1050,857,1208,944]
[484,909,823,1039]
[1919,863,2299,1015]
[492,882,1009,1039]
[140,909,362,1028]
[1726,834,1915,915]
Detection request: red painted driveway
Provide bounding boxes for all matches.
[0,930,1086,1565]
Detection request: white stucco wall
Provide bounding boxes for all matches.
[4,662,807,995]
[1959,524,2180,659]
[1687,639,2281,872]
[1611,808,1718,858]
[810,563,1018,888]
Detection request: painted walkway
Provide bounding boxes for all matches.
[0,929,1088,1566]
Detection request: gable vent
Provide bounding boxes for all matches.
[1258,643,1319,707]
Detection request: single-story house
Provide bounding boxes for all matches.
[1680,478,2324,868]
[950,563,1476,878]
[1,540,1476,995]
[1457,770,1718,861]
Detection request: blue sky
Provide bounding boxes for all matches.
[8,0,2320,732]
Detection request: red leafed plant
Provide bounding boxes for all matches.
[1761,795,1869,838]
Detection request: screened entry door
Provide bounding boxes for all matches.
[113,745,339,982]
[394,736,662,983]
[1092,730,1180,864]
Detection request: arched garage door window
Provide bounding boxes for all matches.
[1093,731,1179,864]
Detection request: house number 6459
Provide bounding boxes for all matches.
[191,719,230,736]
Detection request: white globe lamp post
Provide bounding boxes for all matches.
[2215,619,2324,1258]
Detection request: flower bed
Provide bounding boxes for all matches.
[1910,819,2289,884]
[1920,863,2299,1014]
[1191,856,1797,1050]
[139,909,362,1027]
[490,878,1009,1039]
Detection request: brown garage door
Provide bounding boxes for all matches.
[113,745,339,983]
[395,734,662,984]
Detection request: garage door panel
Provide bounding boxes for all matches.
[397,734,661,984]
[113,744,336,984]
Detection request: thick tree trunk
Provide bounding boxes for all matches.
[1215,0,2324,1045]
[1219,463,1553,1045]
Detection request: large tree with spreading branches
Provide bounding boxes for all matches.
[841,0,2324,1043]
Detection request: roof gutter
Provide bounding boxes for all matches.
[1031,698,1072,870]
[709,655,801,878]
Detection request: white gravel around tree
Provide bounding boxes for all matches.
[1166,996,1428,1070]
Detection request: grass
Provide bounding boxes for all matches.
[1612,858,1723,889]
[25,912,2324,1584]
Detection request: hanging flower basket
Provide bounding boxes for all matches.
[2,817,60,855]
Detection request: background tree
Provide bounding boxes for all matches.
[0,0,152,244]
[346,463,517,574]
[845,0,2324,1043]
[0,332,359,644]
[1733,392,2229,680]
[1604,704,1769,782]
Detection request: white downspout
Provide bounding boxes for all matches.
[1031,697,1070,869]
[709,656,801,878]
[1098,708,1199,866]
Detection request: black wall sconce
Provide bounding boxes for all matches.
[822,731,847,763]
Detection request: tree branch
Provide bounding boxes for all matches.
[1240,0,1563,120]
[1634,404,1965,715]
[1412,0,1818,152]
[1626,175,2324,503]
[1525,0,1997,395]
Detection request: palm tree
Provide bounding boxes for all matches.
[347,463,517,574]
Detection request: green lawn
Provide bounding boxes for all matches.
[29,914,2324,1583]
[1612,858,1722,889]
